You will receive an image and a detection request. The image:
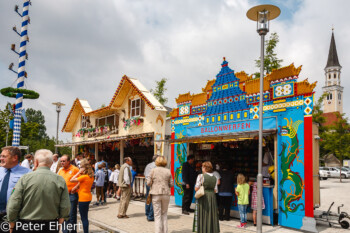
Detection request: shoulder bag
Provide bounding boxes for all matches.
[194,175,205,199]
[146,172,153,205]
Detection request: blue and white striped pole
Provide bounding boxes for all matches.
[12,0,30,147]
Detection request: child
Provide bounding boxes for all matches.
[94,164,106,206]
[112,164,120,199]
[235,174,250,228]
[251,181,265,226]
[107,167,115,197]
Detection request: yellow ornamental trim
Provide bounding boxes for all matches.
[174,117,199,125]
[264,100,304,111]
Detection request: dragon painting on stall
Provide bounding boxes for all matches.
[279,118,305,218]
[174,130,187,195]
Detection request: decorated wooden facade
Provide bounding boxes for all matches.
[170,58,317,230]
[61,75,167,158]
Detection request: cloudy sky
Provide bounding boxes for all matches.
[0,0,349,142]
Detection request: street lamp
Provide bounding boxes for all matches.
[52,102,65,154]
[247,5,280,233]
[5,124,10,146]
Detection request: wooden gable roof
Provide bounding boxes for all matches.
[62,98,92,132]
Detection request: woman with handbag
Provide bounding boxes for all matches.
[147,156,174,233]
[193,161,220,233]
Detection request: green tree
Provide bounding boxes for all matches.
[255,32,283,78]
[312,94,328,134]
[25,108,47,139]
[321,113,350,182]
[0,106,72,156]
[312,94,330,159]
[0,106,13,148]
[151,78,168,105]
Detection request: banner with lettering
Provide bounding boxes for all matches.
[187,117,277,137]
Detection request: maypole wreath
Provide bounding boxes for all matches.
[1,87,39,99]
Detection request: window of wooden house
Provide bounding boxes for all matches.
[96,114,118,128]
[131,98,141,117]
[106,115,115,126]
[98,117,106,126]
[81,116,90,128]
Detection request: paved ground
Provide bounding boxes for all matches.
[79,178,350,233]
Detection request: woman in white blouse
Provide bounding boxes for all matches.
[193,161,220,233]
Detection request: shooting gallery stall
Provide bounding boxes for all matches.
[170,58,319,231]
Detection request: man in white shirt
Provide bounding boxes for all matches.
[50,154,59,173]
[21,154,33,169]
[144,155,157,221]
[74,154,82,168]
[117,157,133,218]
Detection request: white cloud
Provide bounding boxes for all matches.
[0,0,349,143]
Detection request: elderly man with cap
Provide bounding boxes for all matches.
[144,155,158,222]
[0,146,31,225]
[7,149,71,233]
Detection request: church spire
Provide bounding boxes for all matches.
[326,30,341,68]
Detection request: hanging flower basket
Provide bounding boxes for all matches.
[123,116,143,130]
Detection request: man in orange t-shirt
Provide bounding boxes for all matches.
[58,155,79,233]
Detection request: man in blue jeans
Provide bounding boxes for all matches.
[58,155,80,233]
[144,155,157,221]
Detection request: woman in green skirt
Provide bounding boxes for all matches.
[193,161,220,233]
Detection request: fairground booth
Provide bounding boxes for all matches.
[59,75,167,196]
[170,58,320,231]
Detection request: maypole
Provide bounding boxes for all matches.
[12,0,30,147]
[0,0,39,147]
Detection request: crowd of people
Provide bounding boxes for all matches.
[0,145,271,233]
[181,154,271,232]
[0,146,173,233]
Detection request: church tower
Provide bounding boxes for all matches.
[322,29,343,114]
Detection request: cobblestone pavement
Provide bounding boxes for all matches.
[84,179,350,233]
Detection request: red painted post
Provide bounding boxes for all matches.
[304,115,314,217]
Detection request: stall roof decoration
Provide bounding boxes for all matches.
[296,79,317,96]
[191,93,207,107]
[202,79,216,92]
[62,98,92,132]
[62,75,167,132]
[175,92,193,104]
[204,58,249,116]
[170,108,179,118]
[172,59,316,119]
[235,71,252,83]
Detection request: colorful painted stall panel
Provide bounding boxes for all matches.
[278,111,305,229]
[173,115,200,206]
[174,142,187,206]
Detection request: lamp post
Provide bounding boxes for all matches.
[5,124,10,146]
[52,102,65,154]
[247,5,280,233]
